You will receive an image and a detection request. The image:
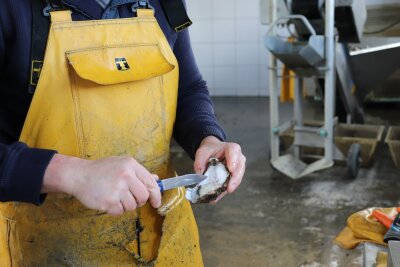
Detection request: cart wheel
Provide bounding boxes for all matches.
[347,143,361,179]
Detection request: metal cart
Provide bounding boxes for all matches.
[265,0,362,179]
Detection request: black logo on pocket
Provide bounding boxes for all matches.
[115,58,130,71]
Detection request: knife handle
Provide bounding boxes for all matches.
[157,180,164,192]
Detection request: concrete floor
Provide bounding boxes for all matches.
[171,97,400,267]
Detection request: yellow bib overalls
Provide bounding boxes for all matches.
[0,9,202,266]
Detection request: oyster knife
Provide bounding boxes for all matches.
[157,174,207,192]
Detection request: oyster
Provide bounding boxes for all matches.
[186,158,230,204]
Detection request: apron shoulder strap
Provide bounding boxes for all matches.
[29,1,71,94]
[159,0,192,32]
[50,10,73,22]
[29,0,51,94]
[136,8,155,18]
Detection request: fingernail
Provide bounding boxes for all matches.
[156,201,162,208]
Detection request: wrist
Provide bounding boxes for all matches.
[42,154,84,195]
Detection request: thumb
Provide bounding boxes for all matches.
[194,146,213,174]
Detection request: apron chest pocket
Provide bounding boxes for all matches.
[66,44,175,85]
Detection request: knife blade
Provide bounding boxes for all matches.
[157,174,207,192]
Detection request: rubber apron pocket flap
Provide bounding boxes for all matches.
[66,45,175,85]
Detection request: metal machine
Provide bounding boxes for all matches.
[291,0,367,43]
[265,0,367,179]
[350,43,400,102]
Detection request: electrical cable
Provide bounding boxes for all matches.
[364,19,400,34]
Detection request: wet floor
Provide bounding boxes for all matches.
[171,97,400,267]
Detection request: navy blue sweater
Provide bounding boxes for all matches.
[0,0,226,204]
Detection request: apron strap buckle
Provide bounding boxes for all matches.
[43,0,67,17]
[131,0,153,13]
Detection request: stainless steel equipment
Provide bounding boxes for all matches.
[350,43,400,102]
[265,0,367,179]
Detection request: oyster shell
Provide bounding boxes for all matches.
[186,158,230,204]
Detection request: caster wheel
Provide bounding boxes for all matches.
[347,143,361,179]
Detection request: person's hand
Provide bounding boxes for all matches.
[194,136,246,204]
[42,154,161,216]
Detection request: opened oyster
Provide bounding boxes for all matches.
[186,158,230,204]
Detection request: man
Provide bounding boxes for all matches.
[0,0,246,266]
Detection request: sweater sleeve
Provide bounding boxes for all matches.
[172,28,226,159]
[0,142,56,205]
[0,21,4,72]
[0,18,57,205]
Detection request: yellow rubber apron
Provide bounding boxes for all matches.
[0,9,202,266]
